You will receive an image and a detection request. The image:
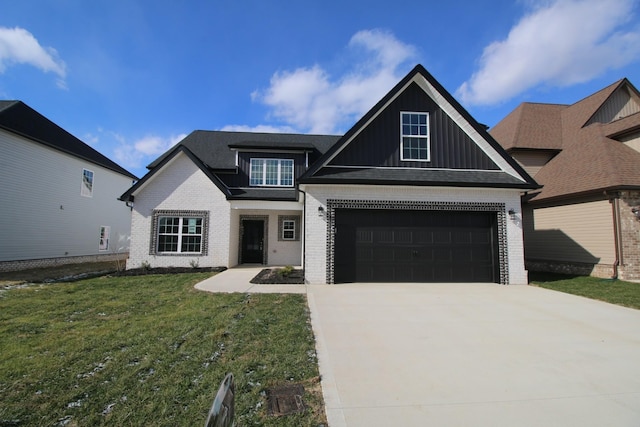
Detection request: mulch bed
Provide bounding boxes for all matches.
[112,266,226,277]
[250,268,305,284]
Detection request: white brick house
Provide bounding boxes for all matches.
[120,65,538,284]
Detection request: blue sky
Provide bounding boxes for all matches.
[2,0,640,178]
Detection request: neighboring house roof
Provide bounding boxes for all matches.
[489,103,567,151]
[300,64,539,190]
[0,100,137,179]
[491,78,640,204]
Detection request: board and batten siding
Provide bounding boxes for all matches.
[0,130,134,262]
[526,200,616,265]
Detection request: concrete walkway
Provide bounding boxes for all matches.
[195,268,640,427]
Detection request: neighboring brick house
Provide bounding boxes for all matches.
[0,101,137,271]
[120,65,538,284]
[491,78,640,281]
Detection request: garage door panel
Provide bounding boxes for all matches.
[471,230,490,244]
[335,209,499,283]
[433,230,451,244]
[453,230,472,244]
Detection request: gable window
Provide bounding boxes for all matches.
[278,215,300,241]
[150,210,209,255]
[81,168,94,197]
[400,112,430,161]
[250,159,294,187]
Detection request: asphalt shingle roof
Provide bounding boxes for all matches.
[0,100,137,179]
[491,79,640,203]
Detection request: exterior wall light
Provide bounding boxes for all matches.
[508,208,517,219]
[632,207,640,220]
[318,206,325,217]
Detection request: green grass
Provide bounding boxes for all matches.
[530,272,640,309]
[0,273,325,426]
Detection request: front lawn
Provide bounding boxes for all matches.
[530,272,640,309]
[0,273,325,426]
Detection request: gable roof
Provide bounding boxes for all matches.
[147,130,339,171]
[0,100,137,179]
[491,79,640,203]
[300,64,538,190]
[121,130,340,201]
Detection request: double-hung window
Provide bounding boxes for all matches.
[278,215,300,241]
[81,168,94,197]
[400,112,430,161]
[250,159,294,187]
[157,216,203,253]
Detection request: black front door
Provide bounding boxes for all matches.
[242,220,264,263]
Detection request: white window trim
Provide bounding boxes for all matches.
[400,111,430,162]
[281,219,296,240]
[81,168,94,197]
[278,215,300,241]
[157,216,204,254]
[249,158,294,187]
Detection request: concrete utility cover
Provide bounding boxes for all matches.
[266,383,305,416]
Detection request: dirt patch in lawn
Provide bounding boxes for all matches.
[250,268,305,284]
[0,262,226,285]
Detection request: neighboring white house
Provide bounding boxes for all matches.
[0,101,137,271]
[121,65,539,284]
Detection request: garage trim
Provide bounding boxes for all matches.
[325,199,508,284]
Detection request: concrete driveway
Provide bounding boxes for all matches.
[306,283,640,427]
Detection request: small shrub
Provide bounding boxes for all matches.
[140,261,151,271]
[189,259,200,269]
[279,265,294,277]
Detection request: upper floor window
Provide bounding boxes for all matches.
[250,159,294,187]
[81,168,94,197]
[400,112,430,162]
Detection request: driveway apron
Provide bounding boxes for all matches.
[306,283,640,427]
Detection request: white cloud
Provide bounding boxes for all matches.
[0,26,67,87]
[112,133,186,170]
[457,0,640,106]
[221,124,297,133]
[251,29,416,134]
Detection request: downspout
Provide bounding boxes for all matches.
[298,187,307,279]
[609,192,622,280]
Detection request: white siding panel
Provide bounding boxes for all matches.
[128,152,230,269]
[527,201,615,264]
[0,130,133,261]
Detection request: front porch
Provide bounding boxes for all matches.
[229,199,303,268]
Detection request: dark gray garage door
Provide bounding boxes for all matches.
[334,209,499,283]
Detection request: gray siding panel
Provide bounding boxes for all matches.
[0,131,133,261]
[589,86,640,125]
